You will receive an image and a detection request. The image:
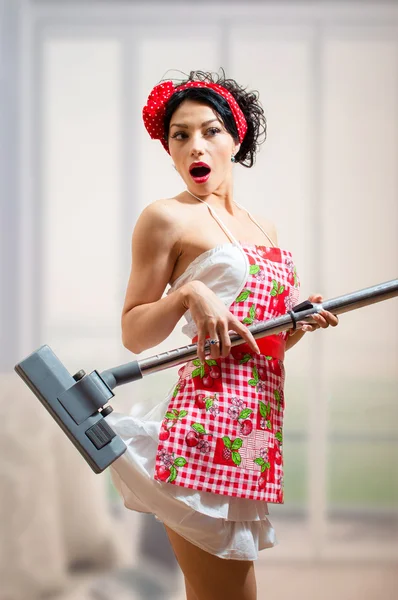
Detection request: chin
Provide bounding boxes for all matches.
[191,176,220,192]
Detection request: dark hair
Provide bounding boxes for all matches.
[163,69,267,168]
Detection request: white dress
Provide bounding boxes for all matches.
[106,202,278,561]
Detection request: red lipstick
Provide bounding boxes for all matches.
[189,161,211,184]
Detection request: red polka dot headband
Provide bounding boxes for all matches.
[142,80,248,153]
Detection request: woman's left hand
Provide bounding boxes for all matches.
[301,293,339,333]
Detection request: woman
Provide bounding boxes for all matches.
[106,70,338,600]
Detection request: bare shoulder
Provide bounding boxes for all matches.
[138,197,180,229]
[121,197,185,317]
[133,197,185,247]
[144,195,191,223]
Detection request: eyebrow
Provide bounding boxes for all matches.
[170,118,220,129]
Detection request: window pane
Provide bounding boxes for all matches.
[41,39,122,335]
[328,378,398,436]
[327,441,397,508]
[283,439,308,506]
[321,36,398,557]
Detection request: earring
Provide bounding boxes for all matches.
[231,155,236,163]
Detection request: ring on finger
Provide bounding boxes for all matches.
[209,338,220,345]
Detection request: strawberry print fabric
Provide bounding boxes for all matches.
[154,244,300,503]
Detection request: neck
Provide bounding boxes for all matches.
[185,189,237,214]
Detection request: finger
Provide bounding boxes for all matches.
[308,293,323,303]
[301,323,319,332]
[311,313,329,328]
[232,320,261,355]
[320,310,339,327]
[299,319,320,332]
[207,319,221,360]
[196,330,206,364]
[217,321,232,358]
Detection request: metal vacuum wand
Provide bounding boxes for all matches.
[14,279,398,473]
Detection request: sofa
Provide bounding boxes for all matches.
[0,371,134,600]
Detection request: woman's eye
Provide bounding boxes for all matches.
[206,127,221,136]
[171,132,188,140]
[170,127,221,140]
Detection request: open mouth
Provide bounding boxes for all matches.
[189,163,211,183]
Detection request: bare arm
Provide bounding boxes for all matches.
[285,328,306,350]
[121,200,190,353]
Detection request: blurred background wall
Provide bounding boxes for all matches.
[1,1,397,599]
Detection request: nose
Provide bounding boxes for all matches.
[189,132,205,157]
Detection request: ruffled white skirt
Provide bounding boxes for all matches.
[105,386,277,561]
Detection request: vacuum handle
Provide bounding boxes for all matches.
[101,278,398,387]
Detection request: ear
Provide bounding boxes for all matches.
[234,142,241,155]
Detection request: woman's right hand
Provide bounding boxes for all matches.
[182,280,261,363]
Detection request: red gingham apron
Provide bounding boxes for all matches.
[154,202,300,503]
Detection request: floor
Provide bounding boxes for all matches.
[54,512,398,600]
[173,563,398,600]
[56,562,398,600]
